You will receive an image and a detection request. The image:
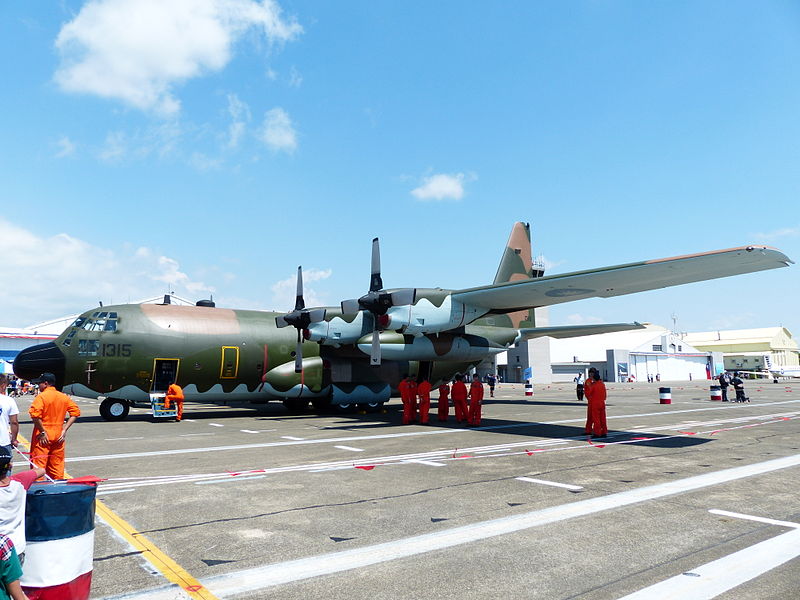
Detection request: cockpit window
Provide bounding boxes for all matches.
[74,311,119,333]
[71,317,87,329]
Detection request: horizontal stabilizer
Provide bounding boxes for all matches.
[518,322,645,340]
[454,246,792,311]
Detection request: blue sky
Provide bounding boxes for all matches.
[1,1,798,337]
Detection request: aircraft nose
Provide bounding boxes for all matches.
[13,342,66,385]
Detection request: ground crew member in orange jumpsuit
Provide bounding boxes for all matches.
[398,375,414,425]
[437,382,450,422]
[451,374,468,424]
[584,367,608,438]
[468,375,484,426]
[165,379,185,421]
[417,378,432,424]
[28,373,80,480]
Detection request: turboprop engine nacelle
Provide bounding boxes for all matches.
[305,312,371,346]
[384,296,488,336]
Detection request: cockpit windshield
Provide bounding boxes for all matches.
[62,311,119,347]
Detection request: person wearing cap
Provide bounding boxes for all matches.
[0,377,19,473]
[0,533,26,600]
[28,373,80,480]
[0,446,45,564]
[416,377,432,425]
[164,378,185,421]
[451,374,468,424]
[437,381,450,423]
[468,374,484,426]
[584,367,608,438]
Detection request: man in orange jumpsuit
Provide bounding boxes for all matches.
[584,367,608,438]
[451,374,468,424]
[165,379,185,421]
[416,378,432,424]
[28,373,80,480]
[398,375,414,424]
[437,382,450,422]
[468,375,484,426]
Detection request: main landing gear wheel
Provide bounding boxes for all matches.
[357,402,383,413]
[282,398,309,413]
[99,398,130,421]
[311,398,330,411]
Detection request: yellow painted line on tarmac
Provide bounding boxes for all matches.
[17,434,219,600]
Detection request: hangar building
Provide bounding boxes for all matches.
[681,327,799,373]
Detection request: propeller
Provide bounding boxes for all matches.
[340,238,416,366]
[275,267,326,373]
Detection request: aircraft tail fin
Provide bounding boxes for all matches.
[477,221,542,329]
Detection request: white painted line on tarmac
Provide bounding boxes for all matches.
[178,432,215,437]
[209,423,224,427]
[616,527,800,600]
[104,437,145,441]
[240,430,261,434]
[191,454,800,597]
[308,466,353,473]
[195,475,267,485]
[334,445,365,452]
[708,509,800,529]
[407,460,447,467]
[95,488,135,496]
[515,477,583,491]
[63,405,800,466]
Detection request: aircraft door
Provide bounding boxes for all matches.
[220,346,239,379]
[152,359,180,392]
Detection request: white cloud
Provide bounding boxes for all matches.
[752,226,800,241]
[259,107,297,153]
[288,66,302,87]
[564,313,605,325]
[226,93,251,149]
[54,0,302,116]
[411,172,475,201]
[55,136,76,158]
[270,268,332,310]
[0,219,215,327]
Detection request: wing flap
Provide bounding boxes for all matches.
[453,246,792,310]
[518,322,645,340]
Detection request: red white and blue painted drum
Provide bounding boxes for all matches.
[22,482,96,600]
[658,387,672,404]
[710,385,723,401]
[524,382,533,397]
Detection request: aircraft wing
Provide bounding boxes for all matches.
[453,246,792,310]
[517,322,645,340]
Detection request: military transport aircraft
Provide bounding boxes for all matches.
[13,222,792,421]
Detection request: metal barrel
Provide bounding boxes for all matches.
[658,386,672,404]
[710,385,722,401]
[22,482,96,600]
[524,381,533,397]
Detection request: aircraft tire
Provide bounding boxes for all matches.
[100,398,130,421]
[357,402,382,413]
[282,398,309,413]
[311,399,330,411]
[335,402,355,413]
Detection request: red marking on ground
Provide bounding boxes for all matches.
[355,465,375,470]
[185,585,203,592]
[678,431,697,435]
[66,475,107,484]
[525,449,543,455]
[631,437,652,440]
[592,444,606,448]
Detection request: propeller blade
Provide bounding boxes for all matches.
[294,332,303,373]
[369,237,383,292]
[308,308,327,322]
[370,327,381,366]
[389,288,416,306]
[341,298,360,315]
[294,266,305,311]
[275,315,288,328]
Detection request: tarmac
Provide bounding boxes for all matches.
[12,380,800,600]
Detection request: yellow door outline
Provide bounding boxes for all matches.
[219,346,239,379]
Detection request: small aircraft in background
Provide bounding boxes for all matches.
[13,222,792,421]
[735,355,800,383]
